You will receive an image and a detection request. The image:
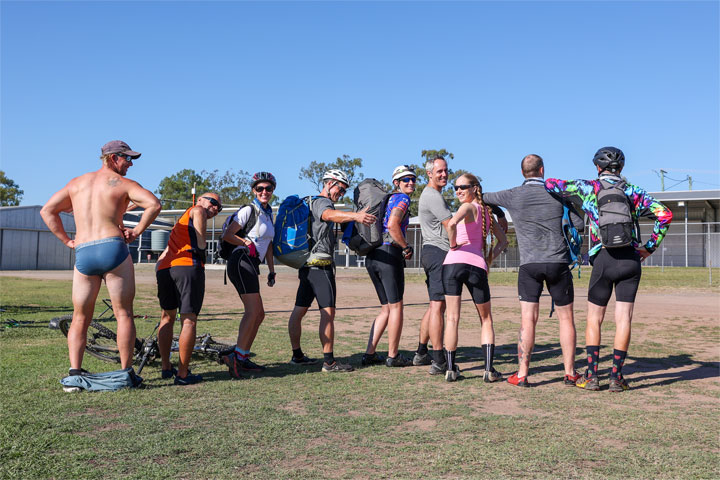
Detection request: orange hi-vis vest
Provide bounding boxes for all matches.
[157,207,205,270]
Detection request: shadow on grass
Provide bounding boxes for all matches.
[624,354,720,390]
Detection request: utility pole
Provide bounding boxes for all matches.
[660,169,667,191]
[688,175,693,191]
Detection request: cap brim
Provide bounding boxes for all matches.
[124,150,141,159]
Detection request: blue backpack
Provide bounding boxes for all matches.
[550,201,583,318]
[273,195,316,269]
[561,202,583,273]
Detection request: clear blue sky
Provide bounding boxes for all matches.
[2,1,719,206]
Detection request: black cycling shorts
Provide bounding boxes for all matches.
[518,263,574,306]
[442,263,491,305]
[421,245,448,302]
[157,266,205,316]
[588,247,642,306]
[227,249,261,295]
[366,244,405,305]
[295,265,336,309]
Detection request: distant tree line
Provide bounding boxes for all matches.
[153,148,472,214]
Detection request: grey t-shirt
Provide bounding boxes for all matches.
[419,186,452,251]
[483,178,583,266]
[308,196,335,264]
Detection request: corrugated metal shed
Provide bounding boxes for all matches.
[0,206,76,270]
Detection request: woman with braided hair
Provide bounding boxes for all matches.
[441,173,508,382]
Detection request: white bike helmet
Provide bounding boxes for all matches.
[392,164,416,182]
[322,169,350,186]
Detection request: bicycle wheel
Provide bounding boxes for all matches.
[58,317,121,363]
[84,321,123,363]
[56,315,74,336]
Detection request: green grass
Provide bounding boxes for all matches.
[1,273,718,479]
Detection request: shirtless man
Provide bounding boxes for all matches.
[40,140,161,378]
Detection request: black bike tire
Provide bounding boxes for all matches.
[57,316,144,355]
[84,321,123,363]
[57,317,121,364]
[56,315,74,337]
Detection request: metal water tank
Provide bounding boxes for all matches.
[150,230,170,251]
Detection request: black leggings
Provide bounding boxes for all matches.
[366,244,405,305]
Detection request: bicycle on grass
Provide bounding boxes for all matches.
[52,313,234,375]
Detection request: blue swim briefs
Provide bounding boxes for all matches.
[75,237,130,276]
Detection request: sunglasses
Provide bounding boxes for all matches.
[399,177,416,183]
[201,197,223,212]
[116,154,133,163]
[454,184,475,191]
[255,185,274,193]
[333,182,347,195]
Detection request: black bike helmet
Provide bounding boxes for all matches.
[593,147,625,172]
[251,171,277,189]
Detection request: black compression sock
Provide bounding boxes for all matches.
[446,350,456,371]
[432,349,444,365]
[292,348,304,359]
[323,352,335,365]
[417,343,429,355]
[483,344,495,371]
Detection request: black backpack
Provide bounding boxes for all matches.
[347,179,393,256]
[218,204,259,260]
[597,179,640,248]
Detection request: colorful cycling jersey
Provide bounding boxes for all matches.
[545,174,672,258]
[382,193,410,245]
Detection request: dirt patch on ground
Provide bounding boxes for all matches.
[402,418,436,431]
[279,400,308,416]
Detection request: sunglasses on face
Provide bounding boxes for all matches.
[399,177,416,183]
[116,154,133,163]
[333,182,347,195]
[255,186,274,193]
[201,197,223,212]
[454,184,475,191]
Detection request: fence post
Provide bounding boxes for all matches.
[137,231,143,265]
[684,202,689,267]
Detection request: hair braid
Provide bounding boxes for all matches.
[476,194,495,262]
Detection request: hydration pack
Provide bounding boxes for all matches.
[345,178,392,256]
[218,204,258,260]
[273,195,317,269]
[561,201,583,271]
[597,179,639,248]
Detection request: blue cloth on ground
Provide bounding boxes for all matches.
[75,237,129,276]
[60,367,143,392]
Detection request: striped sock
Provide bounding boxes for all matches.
[234,346,250,360]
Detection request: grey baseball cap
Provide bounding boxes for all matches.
[101,140,141,159]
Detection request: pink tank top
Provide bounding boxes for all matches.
[443,203,490,271]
